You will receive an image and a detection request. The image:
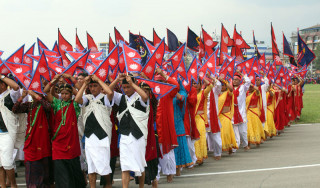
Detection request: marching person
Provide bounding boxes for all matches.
[75,74,114,188]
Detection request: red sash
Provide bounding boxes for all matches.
[209,90,220,133]
[258,86,266,123]
[233,87,243,124]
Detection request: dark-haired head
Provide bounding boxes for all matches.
[59,84,73,102]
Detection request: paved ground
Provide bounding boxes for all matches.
[14,123,320,187]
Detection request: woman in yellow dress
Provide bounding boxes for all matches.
[246,85,266,147]
[218,79,238,154]
[264,85,277,138]
[193,78,213,165]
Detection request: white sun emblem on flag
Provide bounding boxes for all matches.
[129,64,138,70]
[119,57,124,63]
[220,73,225,79]
[60,45,67,51]
[56,67,63,73]
[207,62,213,68]
[145,66,153,73]
[39,67,47,73]
[14,57,20,63]
[15,67,23,74]
[173,56,178,61]
[205,40,213,46]
[191,68,196,74]
[109,58,116,65]
[177,66,183,72]
[246,63,250,68]
[199,72,204,77]
[31,81,40,89]
[237,66,241,70]
[155,86,161,94]
[156,53,161,59]
[266,66,269,69]
[223,36,229,44]
[280,73,284,77]
[276,79,280,84]
[24,79,30,87]
[24,57,31,64]
[86,65,94,73]
[253,67,258,71]
[1,68,8,74]
[275,56,281,62]
[227,67,232,71]
[127,52,136,58]
[183,80,188,86]
[260,59,264,64]
[98,68,107,77]
[63,60,69,67]
[236,39,243,46]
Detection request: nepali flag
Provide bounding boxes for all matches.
[135,77,177,100]
[4,62,31,89]
[167,28,180,52]
[108,33,116,54]
[258,53,266,68]
[271,23,282,65]
[122,42,142,73]
[0,63,11,76]
[219,24,234,65]
[37,38,49,54]
[187,55,199,83]
[93,45,119,82]
[172,58,188,81]
[143,38,156,55]
[267,61,277,81]
[236,57,255,74]
[128,32,149,66]
[23,44,35,67]
[63,50,90,75]
[6,45,25,64]
[202,27,218,56]
[87,32,99,52]
[187,27,200,51]
[114,27,128,44]
[283,33,297,66]
[58,29,73,67]
[231,25,250,62]
[153,28,169,52]
[28,52,51,94]
[219,58,236,79]
[141,39,165,79]
[0,51,3,56]
[75,29,85,52]
[294,69,308,79]
[167,43,186,71]
[274,66,286,86]
[297,31,316,67]
[253,30,261,59]
[66,51,85,60]
[48,62,65,75]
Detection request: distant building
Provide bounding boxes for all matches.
[290,24,320,54]
[98,42,109,58]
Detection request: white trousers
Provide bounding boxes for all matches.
[206,132,222,157]
[233,122,248,152]
[157,145,176,180]
[186,136,197,165]
[85,134,112,175]
[119,134,146,177]
[0,134,15,170]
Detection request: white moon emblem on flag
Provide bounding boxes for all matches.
[173,56,178,61]
[31,81,39,89]
[260,59,264,64]
[183,80,188,86]
[236,39,243,46]
[220,73,225,79]
[14,57,20,63]
[119,57,124,63]
[191,68,196,74]
[127,52,135,58]
[199,72,204,77]
[280,73,284,76]
[24,57,31,64]
[246,63,250,68]
[253,67,258,71]
[205,40,213,46]
[275,56,281,62]
[145,66,153,73]
[63,60,69,67]
[227,67,232,71]
[56,67,63,73]
[223,36,229,44]
[90,55,95,58]
[98,68,106,77]
[207,62,213,68]
[109,58,116,65]
[155,86,160,94]
[276,79,280,84]
[39,67,47,73]
[156,53,161,59]
[129,64,138,70]
[177,66,183,72]
[60,45,67,51]
[15,67,23,74]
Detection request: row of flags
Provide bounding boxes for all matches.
[0,25,314,98]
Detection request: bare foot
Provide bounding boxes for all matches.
[214,156,221,160]
[244,146,250,151]
[167,175,173,183]
[176,168,181,176]
[228,149,233,155]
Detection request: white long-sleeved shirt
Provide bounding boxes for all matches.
[207,80,222,131]
[233,75,251,124]
[260,77,269,122]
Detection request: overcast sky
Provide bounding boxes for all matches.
[0,0,319,58]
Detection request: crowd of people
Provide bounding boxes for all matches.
[0,66,305,188]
